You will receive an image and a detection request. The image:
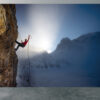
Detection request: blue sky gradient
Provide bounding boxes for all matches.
[16,4,100,52]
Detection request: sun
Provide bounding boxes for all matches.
[38,39,52,53]
[30,36,52,53]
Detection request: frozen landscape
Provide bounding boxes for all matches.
[17,32,100,86]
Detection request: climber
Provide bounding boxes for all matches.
[15,35,30,51]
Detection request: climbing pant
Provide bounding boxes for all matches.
[15,41,25,51]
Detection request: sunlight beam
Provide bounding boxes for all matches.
[27,5,61,53]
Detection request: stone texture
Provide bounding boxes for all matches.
[0,4,18,87]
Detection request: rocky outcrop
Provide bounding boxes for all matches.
[0,5,18,87]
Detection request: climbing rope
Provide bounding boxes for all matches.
[17,34,31,85]
[27,38,31,67]
[26,36,31,85]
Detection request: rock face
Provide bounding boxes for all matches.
[0,5,18,86]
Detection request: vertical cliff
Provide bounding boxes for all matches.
[0,5,18,87]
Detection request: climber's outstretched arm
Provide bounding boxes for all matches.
[27,35,30,41]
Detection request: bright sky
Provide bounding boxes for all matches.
[16,4,100,53]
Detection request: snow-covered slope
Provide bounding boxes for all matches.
[17,32,100,86]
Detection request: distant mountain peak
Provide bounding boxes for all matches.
[55,37,72,51]
[74,32,100,42]
[61,37,71,43]
[55,32,100,51]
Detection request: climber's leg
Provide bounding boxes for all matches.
[15,45,19,51]
[15,41,21,51]
[15,40,25,51]
[15,40,21,45]
[15,43,25,51]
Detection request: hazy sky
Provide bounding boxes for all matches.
[16,4,100,52]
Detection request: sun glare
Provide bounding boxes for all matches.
[30,36,52,53]
[40,41,50,51]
